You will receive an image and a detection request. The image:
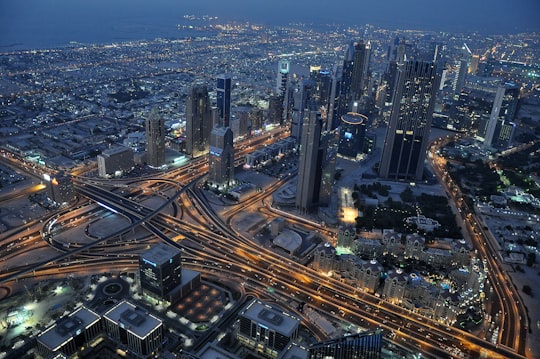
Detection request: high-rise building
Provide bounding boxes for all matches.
[44,171,75,206]
[338,112,368,158]
[379,60,438,181]
[217,74,232,127]
[308,330,383,359]
[208,126,235,187]
[139,243,182,302]
[310,66,333,112]
[185,84,212,158]
[291,79,315,140]
[483,84,519,149]
[335,41,371,121]
[209,75,235,187]
[276,59,290,125]
[268,95,283,125]
[349,40,371,102]
[296,103,323,213]
[296,102,337,213]
[452,59,468,94]
[97,145,134,178]
[469,54,480,75]
[145,107,165,168]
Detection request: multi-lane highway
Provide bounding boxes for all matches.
[0,130,529,359]
[429,137,529,357]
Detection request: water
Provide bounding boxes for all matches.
[1,0,538,51]
[0,0,218,50]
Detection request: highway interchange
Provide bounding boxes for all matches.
[0,129,530,359]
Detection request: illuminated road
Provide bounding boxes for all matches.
[0,131,528,359]
[429,136,528,357]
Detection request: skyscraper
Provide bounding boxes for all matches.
[379,60,438,181]
[291,79,315,140]
[208,127,235,187]
[338,112,368,158]
[483,84,519,149]
[145,107,165,168]
[335,41,371,122]
[216,74,232,127]
[296,102,337,213]
[308,330,383,359]
[209,75,235,187]
[185,84,212,158]
[349,40,371,102]
[296,103,322,213]
[452,59,468,94]
[276,59,290,125]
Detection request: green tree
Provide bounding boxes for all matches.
[400,187,415,202]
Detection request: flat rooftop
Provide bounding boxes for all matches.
[240,299,300,337]
[104,300,162,339]
[140,243,181,266]
[37,306,101,351]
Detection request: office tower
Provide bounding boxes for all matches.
[296,103,322,213]
[338,112,368,158]
[308,330,383,359]
[483,84,519,149]
[452,59,468,94]
[209,75,235,187]
[384,38,414,106]
[44,171,75,206]
[236,299,301,357]
[310,66,333,112]
[431,42,444,64]
[319,126,339,206]
[36,306,102,358]
[185,84,212,158]
[103,300,163,358]
[335,41,371,121]
[268,95,283,124]
[296,102,337,213]
[492,120,516,149]
[469,54,480,75]
[349,40,371,102]
[217,74,232,127]
[291,79,315,140]
[379,60,438,181]
[327,66,342,130]
[139,243,182,302]
[145,107,165,168]
[335,43,354,121]
[97,146,134,178]
[208,126,235,187]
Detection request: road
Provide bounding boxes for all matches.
[0,131,528,359]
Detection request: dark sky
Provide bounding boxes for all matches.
[186,0,540,34]
[1,0,539,49]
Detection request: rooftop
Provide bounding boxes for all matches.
[140,243,181,267]
[104,300,162,339]
[240,299,300,337]
[37,306,101,351]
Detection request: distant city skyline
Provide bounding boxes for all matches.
[1,0,539,50]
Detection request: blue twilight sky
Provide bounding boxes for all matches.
[1,0,539,49]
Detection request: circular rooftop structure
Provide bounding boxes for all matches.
[341,112,368,125]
